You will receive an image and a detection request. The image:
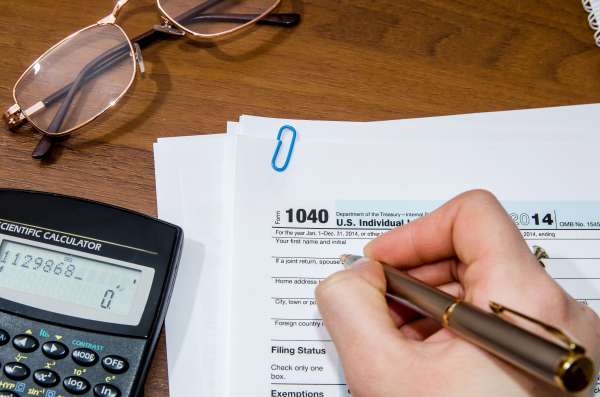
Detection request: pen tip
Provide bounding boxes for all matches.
[340,254,366,268]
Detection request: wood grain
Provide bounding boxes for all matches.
[1,0,600,394]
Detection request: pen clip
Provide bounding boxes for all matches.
[489,301,585,354]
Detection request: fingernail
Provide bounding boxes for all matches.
[349,257,370,269]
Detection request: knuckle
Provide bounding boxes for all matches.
[315,270,356,303]
[460,189,500,205]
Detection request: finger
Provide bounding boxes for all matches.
[425,328,455,343]
[437,281,464,299]
[316,258,415,377]
[406,258,459,286]
[400,317,440,341]
[364,190,548,306]
[364,190,528,267]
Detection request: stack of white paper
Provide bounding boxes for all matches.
[154,104,600,397]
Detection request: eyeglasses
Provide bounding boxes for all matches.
[3,0,300,159]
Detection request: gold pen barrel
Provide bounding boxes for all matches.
[383,265,595,393]
[448,302,594,392]
[384,264,455,320]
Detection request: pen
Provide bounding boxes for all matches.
[340,254,596,393]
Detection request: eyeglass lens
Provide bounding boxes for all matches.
[159,0,280,36]
[14,24,135,135]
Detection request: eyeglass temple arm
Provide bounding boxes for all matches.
[46,46,129,133]
[32,46,129,158]
[187,13,300,26]
[172,0,300,27]
[33,45,130,158]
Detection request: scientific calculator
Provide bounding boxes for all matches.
[0,190,183,397]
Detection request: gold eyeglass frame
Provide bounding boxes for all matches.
[156,0,281,39]
[6,22,137,138]
[4,0,282,139]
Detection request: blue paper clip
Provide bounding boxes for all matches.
[271,125,297,172]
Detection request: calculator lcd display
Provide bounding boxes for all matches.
[0,239,154,326]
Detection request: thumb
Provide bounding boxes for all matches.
[316,258,415,393]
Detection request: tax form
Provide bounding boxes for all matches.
[228,135,600,396]
[154,104,600,397]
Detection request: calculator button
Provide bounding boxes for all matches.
[0,329,9,346]
[3,362,30,380]
[93,383,121,397]
[33,369,60,387]
[63,376,90,395]
[12,335,38,352]
[0,391,19,397]
[101,355,129,374]
[42,341,68,359]
[72,348,98,366]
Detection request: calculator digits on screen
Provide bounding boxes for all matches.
[0,190,183,397]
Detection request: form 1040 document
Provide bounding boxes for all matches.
[227,135,600,397]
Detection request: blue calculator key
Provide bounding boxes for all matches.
[0,391,18,397]
[72,348,98,366]
[101,355,128,374]
[93,383,121,397]
[0,330,9,346]
[63,376,90,394]
[33,369,60,387]
[12,335,38,353]
[3,362,30,381]
[42,341,68,359]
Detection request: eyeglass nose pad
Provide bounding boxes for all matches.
[153,17,185,36]
[153,25,186,36]
[133,43,145,75]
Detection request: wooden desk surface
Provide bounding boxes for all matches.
[1,0,599,394]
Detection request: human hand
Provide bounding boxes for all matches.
[316,190,600,397]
